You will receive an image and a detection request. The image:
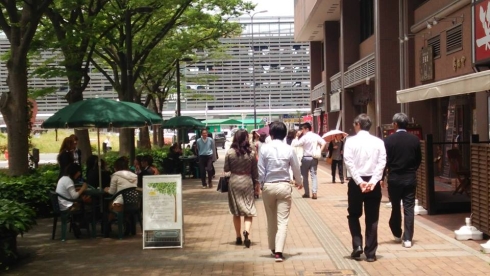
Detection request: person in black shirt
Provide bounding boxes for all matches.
[137,155,156,188]
[87,157,112,189]
[382,113,421,249]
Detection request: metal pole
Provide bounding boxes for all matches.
[176,59,181,116]
[268,93,271,122]
[126,8,135,163]
[251,16,257,129]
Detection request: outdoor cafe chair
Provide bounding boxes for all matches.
[106,187,142,239]
[48,191,94,241]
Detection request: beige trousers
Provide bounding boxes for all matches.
[262,182,292,253]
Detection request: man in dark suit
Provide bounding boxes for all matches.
[70,134,82,165]
[382,113,422,249]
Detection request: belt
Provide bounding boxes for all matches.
[231,172,251,176]
[266,180,290,183]
[302,156,312,158]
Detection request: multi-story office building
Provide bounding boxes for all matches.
[0,36,117,120]
[0,16,311,123]
[163,16,311,120]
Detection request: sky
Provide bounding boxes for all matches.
[249,0,294,16]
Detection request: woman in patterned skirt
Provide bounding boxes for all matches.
[224,129,259,248]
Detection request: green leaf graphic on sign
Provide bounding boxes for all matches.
[148,182,177,196]
[148,182,178,222]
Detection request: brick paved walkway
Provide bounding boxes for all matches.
[5,154,490,275]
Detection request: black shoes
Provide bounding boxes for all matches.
[302,194,310,198]
[72,222,81,238]
[366,256,377,262]
[243,230,251,248]
[350,246,363,259]
[235,237,243,245]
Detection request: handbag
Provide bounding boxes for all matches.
[217,176,230,193]
[313,144,322,159]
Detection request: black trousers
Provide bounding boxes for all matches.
[388,174,416,241]
[198,155,213,186]
[347,178,382,258]
[331,160,344,182]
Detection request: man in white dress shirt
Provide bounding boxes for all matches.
[258,121,303,262]
[343,114,386,262]
[292,122,326,199]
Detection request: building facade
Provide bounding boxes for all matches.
[295,0,490,235]
[163,16,311,121]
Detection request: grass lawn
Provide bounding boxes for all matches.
[0,129,121,160]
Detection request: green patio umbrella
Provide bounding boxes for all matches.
[162,116,205,129]
[42,98,163,128]
[162,116,204,157]
[42,98,163,191]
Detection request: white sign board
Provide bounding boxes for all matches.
[330,92,340,112]
[142,174,183,249]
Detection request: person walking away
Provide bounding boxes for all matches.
[196,129,217,188]
[343,113,386,262]
[328,134,344,184]
[292,122,326,199]
[258,121,303,262]
[57,137,75,180]
[224,129,259,248]
[382,113,421,248]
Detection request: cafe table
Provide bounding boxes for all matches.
[179,155,197,179]
[82,187,109,237]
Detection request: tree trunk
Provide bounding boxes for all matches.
[119,128,132,157]
[75,129,91,163]
[1,58,30,175]
[139,127,151,150]
[152,125,159,147]
[158,127,164,147]
[67,86,91,164]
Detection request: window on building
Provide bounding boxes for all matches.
[446,24,463,54]
[360,0,374,42]
[427,35,441,59]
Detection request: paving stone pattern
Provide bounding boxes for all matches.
[5,156,490,275]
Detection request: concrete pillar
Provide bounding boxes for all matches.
[310,41,323,89]
[375,0,401,133]
[340,0,360,132]
[324,21,340,130]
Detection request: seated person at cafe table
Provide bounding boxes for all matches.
[87,157,112,189]
[104,157,138,217]
[56,163,88,237]
[168,143,183,173]
[137,155,156,187]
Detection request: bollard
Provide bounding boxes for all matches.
[32,148,40,169]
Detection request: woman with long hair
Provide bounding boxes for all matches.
[224,129,259,248]
[286,129,296,145]
[57,137,75,180]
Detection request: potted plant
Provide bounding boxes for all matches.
[0,199,36,268]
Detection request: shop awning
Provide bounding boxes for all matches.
[396,70,490,103]
[202,119,241,125]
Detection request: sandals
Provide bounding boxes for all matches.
[235,237,243,245]
[243,230,251,248]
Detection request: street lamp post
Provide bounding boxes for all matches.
[248,10,267,129]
